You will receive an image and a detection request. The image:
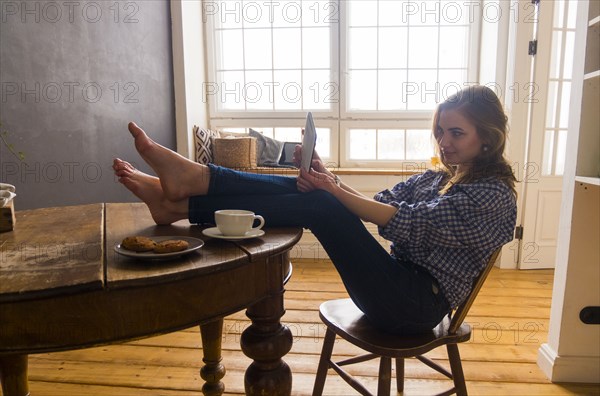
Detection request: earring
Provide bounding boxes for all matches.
[482,145,489,152]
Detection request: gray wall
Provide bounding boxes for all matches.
[0,1,175,210]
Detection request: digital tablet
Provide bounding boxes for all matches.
[301,112,317,172]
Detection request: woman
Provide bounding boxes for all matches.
[113,85,517,334]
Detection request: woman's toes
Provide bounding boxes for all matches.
[128,122,144,138]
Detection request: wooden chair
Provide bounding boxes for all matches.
[312,249,502,396]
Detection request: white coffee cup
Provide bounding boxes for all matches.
[215,209,265,236]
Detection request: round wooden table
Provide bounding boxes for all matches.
[0,203,302,396]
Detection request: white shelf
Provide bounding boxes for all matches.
[590,15,600,27]
[584,70,600,80]
[575,176,600,186]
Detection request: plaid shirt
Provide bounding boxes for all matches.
[374,170,517,308]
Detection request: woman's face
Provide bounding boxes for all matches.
[436,109,484,169]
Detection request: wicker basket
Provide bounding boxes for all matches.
[212,137,257,168]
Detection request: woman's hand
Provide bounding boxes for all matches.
[296,168,338,193]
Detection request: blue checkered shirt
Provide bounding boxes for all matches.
[374,170,517,308]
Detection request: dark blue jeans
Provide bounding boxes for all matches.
[188,165,450,334]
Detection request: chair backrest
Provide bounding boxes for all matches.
[447,248,502,334]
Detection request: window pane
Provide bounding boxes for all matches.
[442,1,469,25]
[348,0,377,27]
[274,127,301,142]
[274,70,302,110]
[347,70,377,110]
[563,31,575,79]
[302,27,331,69]
[244,29,272,70]
[405,129,433,159]
[406,70,438,110]
[244,71,273,110]
[217,0,244,29]
[378,70,407,110]
[553,0,565,28]
[549,31,563,80]
[438,69,466,100]
[272,0,303,28]
[408,0,440,25]
[349,129,376,159]
[217,71,245,110]
[316,127,332,159]
[439,26,468,68]
[218,29,244,70]
[303,70,334,110]
[542,129,555,175]
[408,27,439,68]
[273,28,302,69]
[559,82,571,129]
[242,1,271,28]
[566,0,578,29]
[546,81,558,128]
[555,130,567,175]
[348,27,378,69]
[379,27,408,68]
[379,1,409,26]
[303,0,338,27]
[378,130,405,160]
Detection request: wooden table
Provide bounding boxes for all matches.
[0,203,302,396]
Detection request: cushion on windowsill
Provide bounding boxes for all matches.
[193,126,219,165]
[249,129,285,167]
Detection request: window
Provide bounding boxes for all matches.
[204,0,482,167]
[343,0,476,113]
[542,0,579,176]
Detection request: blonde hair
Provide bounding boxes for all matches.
[432,85,517,196]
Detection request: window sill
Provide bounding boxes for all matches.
[229,167,423,177]
[334,168,422,176]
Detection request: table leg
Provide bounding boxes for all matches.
[0,354,30,396]
[199,318,226,396]
[241,288,293,395]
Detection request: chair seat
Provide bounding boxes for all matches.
[319,299,471,357]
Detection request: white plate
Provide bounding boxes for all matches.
[114,236,204,260]
[202,227,265,240]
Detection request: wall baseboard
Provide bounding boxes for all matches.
[538,343,600,383]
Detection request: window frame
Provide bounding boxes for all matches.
[338,0,482,121]
[204,0,340,120]
[202,0,484,168]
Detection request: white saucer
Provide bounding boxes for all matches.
[114,236,204,260]
[202,227,265,240]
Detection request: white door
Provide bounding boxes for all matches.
[518,0,579,269]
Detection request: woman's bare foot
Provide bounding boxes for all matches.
[113,158,188,225]
[127,122,210,200]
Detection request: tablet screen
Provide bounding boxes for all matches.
[279,142,300,167]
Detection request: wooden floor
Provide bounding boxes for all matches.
[16,259,600,395]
